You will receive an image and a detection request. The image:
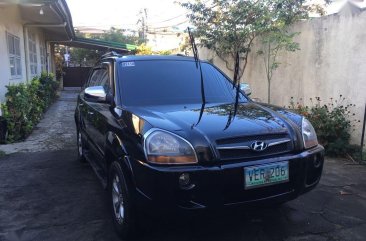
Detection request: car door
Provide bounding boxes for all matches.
[82,68,103,151]
[78,68,99,136]
[87,62,115,173]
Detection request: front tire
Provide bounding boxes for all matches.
[109,162,137,239]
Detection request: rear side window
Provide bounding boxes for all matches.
[118,60,246,106]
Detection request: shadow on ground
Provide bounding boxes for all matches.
[1,150,366,241]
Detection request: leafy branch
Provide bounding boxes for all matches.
[180,0,310,82]
[257,29,300,103]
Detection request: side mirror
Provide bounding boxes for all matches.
[240,83,252,96]
[84,86,112,103]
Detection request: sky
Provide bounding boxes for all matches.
[66,0,190,31]
[66,0,366,30]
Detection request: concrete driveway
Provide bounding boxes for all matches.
[1,90,366,241]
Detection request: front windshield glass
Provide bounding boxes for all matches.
[118,59,247,106]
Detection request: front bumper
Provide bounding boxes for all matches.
[129,145,324,211]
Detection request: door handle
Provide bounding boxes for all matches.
[79,103,84,107]
[88,111,94,115]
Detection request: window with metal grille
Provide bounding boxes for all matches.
[6,32,22,78]
[40,44,47,72]
[28,32,38,76]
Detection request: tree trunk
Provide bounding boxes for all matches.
[268,80,271,104]
[267,42,271,104]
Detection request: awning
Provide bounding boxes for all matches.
[58,37,136,54]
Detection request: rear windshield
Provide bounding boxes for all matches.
[118,60,247,106]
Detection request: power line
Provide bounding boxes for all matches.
[147,0,211,26]
[149,13,187,24]
[148,19,189,30]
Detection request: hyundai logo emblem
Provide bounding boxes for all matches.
[251,141,268,152]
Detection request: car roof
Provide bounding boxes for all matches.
[104,54,207,63]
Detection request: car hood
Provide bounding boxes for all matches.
[125,102,291,142]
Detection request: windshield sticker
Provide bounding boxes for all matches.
[122,62,135,67]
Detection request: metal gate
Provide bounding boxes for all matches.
[62,67,92,88]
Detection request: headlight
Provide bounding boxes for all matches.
[302,118,318,149]
[144,129,198,164]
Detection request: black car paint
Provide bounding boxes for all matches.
[75,55,324,211]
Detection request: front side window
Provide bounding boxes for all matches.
[28,32,38,76]
[88,67,111,93]
[118,60,247,106]
[88,69,103,87]
[6,33,22,78]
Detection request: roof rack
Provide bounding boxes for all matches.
[101,51,123,59]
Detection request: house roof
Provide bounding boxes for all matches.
[337,0,366,16]
[12,0,75,41]
[309,0,366,17]
[1,0,135,53]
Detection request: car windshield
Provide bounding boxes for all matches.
[118,59,247,106]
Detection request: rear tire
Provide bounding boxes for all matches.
[109,162,137,239]
[77,130,86,163]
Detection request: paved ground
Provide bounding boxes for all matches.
[0,90,78,154]
[1,90,366,241]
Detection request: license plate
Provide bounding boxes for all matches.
[244,161,289,189]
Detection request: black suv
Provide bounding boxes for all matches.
[75,53,324,238]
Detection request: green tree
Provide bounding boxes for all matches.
[255,0,330,104]
[135,44,173,55]
[94,27,142,45]
[70,47,100,66]
[181,0,309,82]
[66,28,143,67]
[156,50,172,55]
[179,35,191,55]
[136,44,153,55]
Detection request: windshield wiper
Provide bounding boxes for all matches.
[224,52,241,130]
[233,52,240,89]
[233,51,241,116]
[188,27,206,126]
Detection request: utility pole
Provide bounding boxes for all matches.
[137,8,148,44]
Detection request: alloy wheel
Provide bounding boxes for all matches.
[112,175,125,224]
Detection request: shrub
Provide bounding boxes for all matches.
[1,73,58,142]
[289,95,359,156]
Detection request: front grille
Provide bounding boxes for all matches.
[216,133,293,161]
[216,133,288,145]
[218,142,291,160]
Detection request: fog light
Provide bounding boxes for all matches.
[313,155,321,168]
[179,173,190,187]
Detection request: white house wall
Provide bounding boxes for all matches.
[0,5,27,103]
[0,5,50,104]
[199,10,366,145]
